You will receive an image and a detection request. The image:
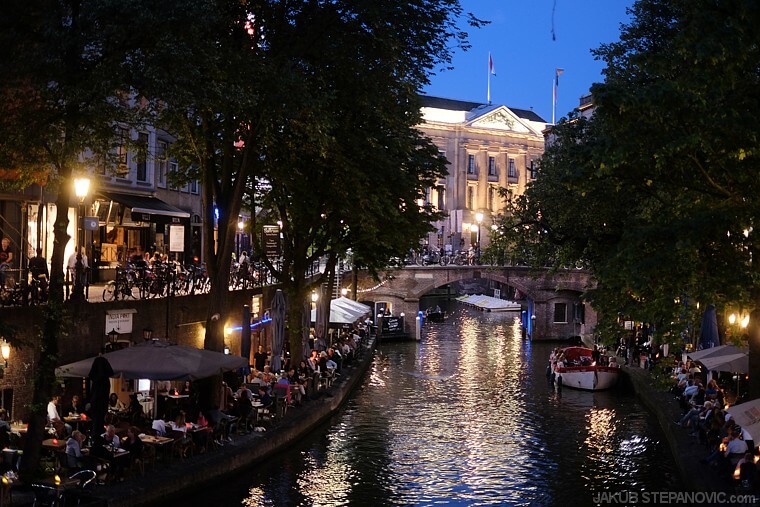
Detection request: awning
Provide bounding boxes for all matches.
[98,191,190,219]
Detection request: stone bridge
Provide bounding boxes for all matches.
[356,265,597,341]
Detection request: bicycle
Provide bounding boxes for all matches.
[102,265,138,301]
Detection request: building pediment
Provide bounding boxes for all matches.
[467,106,537,135]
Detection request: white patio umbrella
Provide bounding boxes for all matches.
[728,399,760,442]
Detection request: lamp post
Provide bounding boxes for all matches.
[72,177,90,302]
[475,211,484,256]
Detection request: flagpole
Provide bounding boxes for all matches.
[552,68,564,124]
[487,52,492,105]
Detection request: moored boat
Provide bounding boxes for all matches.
[550,346,620,391]
[425,307,446,323]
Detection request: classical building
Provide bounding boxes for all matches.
[417,96,547,252]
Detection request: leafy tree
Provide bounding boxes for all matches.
[495,0,760,360]
[0,0,139,479]
[131,0,479,370]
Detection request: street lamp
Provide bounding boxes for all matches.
[72,177,90,302]
[475,211,484,254]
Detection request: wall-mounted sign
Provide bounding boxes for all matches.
[83,216,99,231]
[262,225,281,258]
[105,308,137,335]
[169,225,185,252]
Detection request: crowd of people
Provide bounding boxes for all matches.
[9,322,370,485]
[670,359,758,493]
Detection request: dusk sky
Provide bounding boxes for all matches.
[423,0,635,123]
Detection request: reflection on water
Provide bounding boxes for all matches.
[178,304,680,506]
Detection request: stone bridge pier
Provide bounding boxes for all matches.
[356,266,596,341]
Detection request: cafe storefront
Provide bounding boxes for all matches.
[93,191,192,281]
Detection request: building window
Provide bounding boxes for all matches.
[488,156,496,176]
[156,141,168,188]
[508,158,516,178]
[467,154,475,174]
[169,161,179,190]
[115,128,129,177]
[136,132,148,182]
[436,185,445,210]
[529,160,538,179]
[190,180,199,194]
[466,185,475,210]
[553,303,568,323]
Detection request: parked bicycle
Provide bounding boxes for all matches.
[102,264,138,301]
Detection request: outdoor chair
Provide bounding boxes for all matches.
[169,430,191,460]
[272,385,289,419]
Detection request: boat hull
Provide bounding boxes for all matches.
[556,366,619,391]
[426,312,446,323]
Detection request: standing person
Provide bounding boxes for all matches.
[253,345,268,372]
[28,247,49,302]
[0,237,15,286]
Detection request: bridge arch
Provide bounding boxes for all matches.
[357,266,596,341]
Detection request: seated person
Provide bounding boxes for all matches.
[151,418,167,437]
[100,424,121,449]
[47,394,71,437]
[287,367,306,405]
[121,426,144,471]
[257,386,272,409]
[170,410,188,432]
[65,430,87,469]
[126,394,145,425]
[261,366,277,385]
[107,393,126,414]
[204,408,235,444]
[66,395,86,418]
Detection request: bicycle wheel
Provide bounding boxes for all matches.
[439,255,450,266]
[103,282,116,302]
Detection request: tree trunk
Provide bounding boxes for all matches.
[20,181,71,481]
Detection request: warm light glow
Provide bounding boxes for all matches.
[0,341,9,361]
[741,314,750,329]
[311,292,319,303]
[238,220,245,230]
[491,224,498,231]
[475,212,484,223]
[462,222,471,233]
[341,288,348,296]
[276,220,283,228]
[470,224,479,233]
[54,474,61,486]
[729,313,737,325]
[74,177,90,200]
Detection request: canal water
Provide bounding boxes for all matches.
[179,303,681,506]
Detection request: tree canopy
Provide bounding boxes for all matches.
[128,0,480,362]
[495,0,760,345]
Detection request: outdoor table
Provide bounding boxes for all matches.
[64,416,90,433]
[10,424,27,434]
[42,438,66,451]
[140,434,173,462]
